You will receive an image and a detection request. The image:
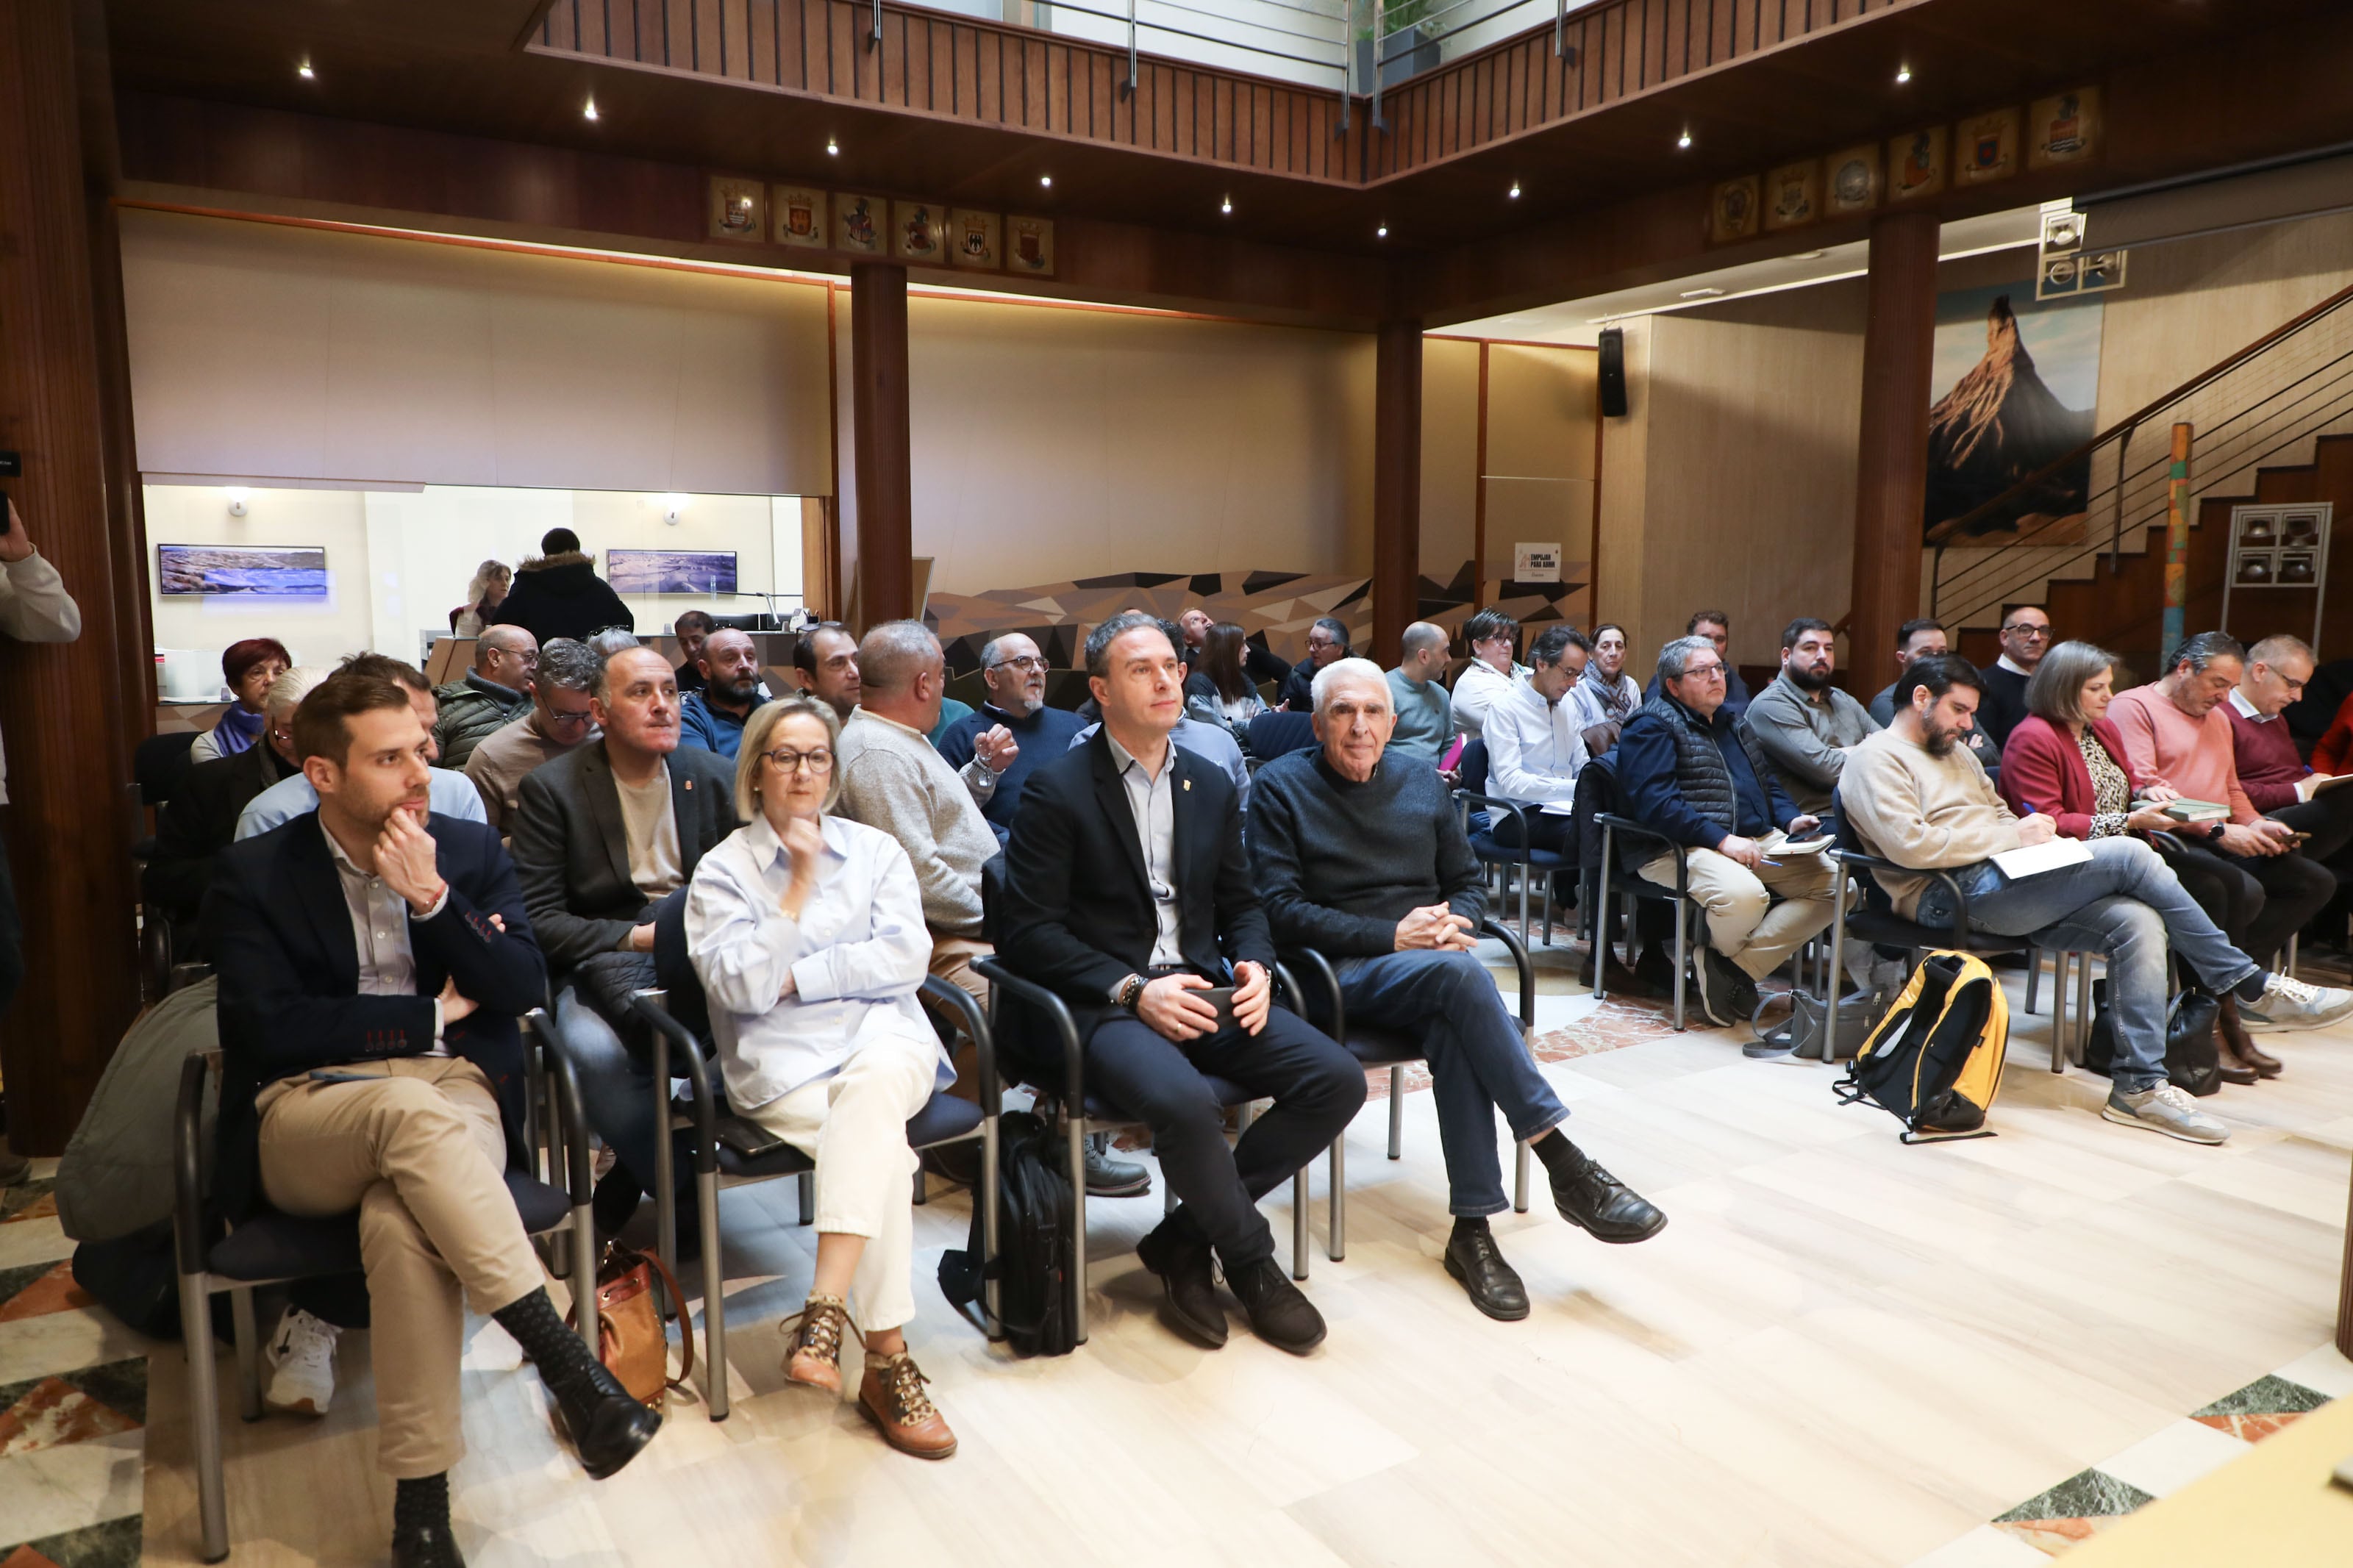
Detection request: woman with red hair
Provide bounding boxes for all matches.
[188,637,291,764]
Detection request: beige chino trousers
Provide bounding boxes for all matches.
[1640,832,1843,982]
[255,1056,546,1479]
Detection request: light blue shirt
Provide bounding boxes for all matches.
[1071,715,1252,811]
[237,767,488,840]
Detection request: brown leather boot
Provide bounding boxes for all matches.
[2217,996,2282,1079]
[858,1349,957,1459]
[782,1294,854,1395]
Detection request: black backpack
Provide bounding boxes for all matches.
[938,1110,1075,1358]
[2080,979,2224,1097]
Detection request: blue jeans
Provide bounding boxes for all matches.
[556,985,691,1199]
[1333,950,1570,1216]
[1914,837,2257,1096]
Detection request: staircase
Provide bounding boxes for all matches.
[1926,276,2353,676]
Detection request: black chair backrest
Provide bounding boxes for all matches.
[1245,710,1317,760]
[980,853,1010,945]
[135,730,201,808]
[1571,753,1619,869]
[650,885,713,1039]
[1828,790,1896,917]
[1455,736,1490,796]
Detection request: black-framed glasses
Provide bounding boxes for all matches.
[2002,623,2052,640]
[763,746,835,775]
[546,707,595,729]
[1682,662,1728,680]
[988,655,1047,673]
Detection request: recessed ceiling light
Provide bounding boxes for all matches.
[826,137,839,156]
[1377,223,1389,238]
[1039,174,1052,187]
[582,98,599,121]
[1679,286,1725,299]
[1221,195,1232,215]
[1507,181,1521,199]
[297,62,315,79]
[1896,63,1912,83]
[1677,128,1692,149]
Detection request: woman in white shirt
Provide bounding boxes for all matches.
[1450,608,1532,740]
[685,694,959,1460]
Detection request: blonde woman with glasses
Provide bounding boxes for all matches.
[682,694,959,1459]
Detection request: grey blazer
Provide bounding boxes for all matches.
[510,740,740,973]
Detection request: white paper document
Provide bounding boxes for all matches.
[1991,838,2093,879]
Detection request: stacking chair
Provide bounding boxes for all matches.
[171,1011,592,1564]
[616,886,999,1420]
[1275,916,1538,1259]
[1244,709,1318,761]
[1452,737,1572,945]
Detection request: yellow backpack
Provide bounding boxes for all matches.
[1834,951,2008,1143]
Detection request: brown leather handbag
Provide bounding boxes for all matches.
[595,1241,693,1410]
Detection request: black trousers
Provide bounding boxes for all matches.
[2168,835,2335,969]
[1082,1006,1364,1269]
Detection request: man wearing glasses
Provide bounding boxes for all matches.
[1975,604,2052,749]
[464,637,602,837]
[1619,635,1838,1033]
[938,631,1080,835]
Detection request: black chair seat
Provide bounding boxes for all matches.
[699,1089,985,1180]
[1341,1028,1423,1067]
[1843,907,2020,956]
[1468,830,1568,870]
[207,1172,568,1282]
[1082,1074,1258,1123]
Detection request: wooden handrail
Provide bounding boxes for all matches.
[1924,274,2353,548]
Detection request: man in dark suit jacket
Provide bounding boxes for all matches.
[1001,612,1365,1356]
[510,644,738,1230]
[208,674,655,1567]
[144,684,308,952]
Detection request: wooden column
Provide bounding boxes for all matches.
[0,0,142,1152]
[1372,319,1423,665]
[1849,210,1941,683]
[849,262,913,629]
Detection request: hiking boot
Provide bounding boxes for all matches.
[782,1293,856,1394]
[2102,1083,2229,1145]
[857,1349,957,1460]
[2238,973,2353,1034]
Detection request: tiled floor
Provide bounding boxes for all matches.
[10,936,2353,1566]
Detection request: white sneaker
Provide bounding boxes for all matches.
[2239,973,2353,1034]
[264,1307,339,1416]
[2102,1083,2230,1145]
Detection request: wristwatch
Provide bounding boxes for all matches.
[1112,973,1146,1012]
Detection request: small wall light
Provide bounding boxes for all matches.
[226,487,250,518]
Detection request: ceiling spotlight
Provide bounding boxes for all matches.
[1508,181,1521,199]
[297,62,315,79]
[1677,128,1692,149]
[1221,195,1232,215]
[1896,63,1912,83]
[1039,174,1053,187]
[582,98,599,121]
[1377,223,1389,238]
[826,137,839,156]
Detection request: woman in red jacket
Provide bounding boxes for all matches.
[1999,640,2272,1081]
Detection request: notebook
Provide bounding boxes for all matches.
[1991,838,2093,879]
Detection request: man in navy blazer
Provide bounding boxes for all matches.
[208,674,656,1568]
[1001,612,1365,1356]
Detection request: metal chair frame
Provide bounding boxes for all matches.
[171,1012,593,1563]
[1453,790,1567,946]
[1588,812,1701,1030]
[621,977,998,1420]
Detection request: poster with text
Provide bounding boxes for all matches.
[1925,280,2103,540]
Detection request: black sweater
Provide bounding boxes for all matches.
[1246,748,1483,957]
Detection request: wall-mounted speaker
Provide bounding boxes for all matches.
[1598,326,1629,418]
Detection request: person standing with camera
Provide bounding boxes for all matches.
[0,497,83,1184]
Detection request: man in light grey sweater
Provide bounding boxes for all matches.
[1740,615,1878,818]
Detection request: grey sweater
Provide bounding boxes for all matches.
[1741,670,1879,816]
[1246,748,1483,957]
[832,708,998,937]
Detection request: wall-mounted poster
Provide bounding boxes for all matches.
[1824,143,1882,215]
[834,193,887,254]
[2028,86,2103,169]
[157,544,328,595]
[1924,280,2104,540]
[950,209,1001,270]
[1006,215,1056,276]
[1707,175,1760,243]
[772,184,828,248]
[1764,160,1819,231]
[607,549,739,595]
[1888,127,1948,201]
[1955,107,2019,186]
[893,201,945,263]
[707,175,766,243]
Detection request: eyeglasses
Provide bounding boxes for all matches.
[763,746,835,775]
[1682,662,1727,680]
[2002,623,2052,640]
[546,708,595,729]
[988,655,1047,673]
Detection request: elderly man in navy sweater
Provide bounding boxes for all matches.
[1247,657,1665,1321]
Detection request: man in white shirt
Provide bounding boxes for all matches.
[1449,607,1532,740]
[1482,625,1590,907]
[0,498,79,1185]
[238,654,488,839]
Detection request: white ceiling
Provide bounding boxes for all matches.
[1440,204,2050,346]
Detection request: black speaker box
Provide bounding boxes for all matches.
[1598,327,1629,418]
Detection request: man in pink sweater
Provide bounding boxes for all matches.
[2109,631,2334,977]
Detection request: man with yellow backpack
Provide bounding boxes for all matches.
[1839,655,2353,1146]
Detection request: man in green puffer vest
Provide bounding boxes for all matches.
[432,623,537,770]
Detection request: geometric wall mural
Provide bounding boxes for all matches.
[926,558,1586,676]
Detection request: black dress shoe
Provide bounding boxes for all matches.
[546,1356,663,1480]
[1548,1146,1668,1245]
[1135,1219,1227,1347]
[392,1522,467,1568]
[1225,1258,1327,1355]
[1443,1224,1529,1322]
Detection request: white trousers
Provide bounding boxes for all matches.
[742,1026,938,1333]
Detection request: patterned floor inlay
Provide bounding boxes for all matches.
[0,1514,144,1568]
[1,1180,56,1226]
[0,1264,95,1326]
[2188,1372,2332,1442]
[1990,1469,2156,1555]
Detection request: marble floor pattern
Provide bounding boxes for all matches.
[5,939,2349,1565]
